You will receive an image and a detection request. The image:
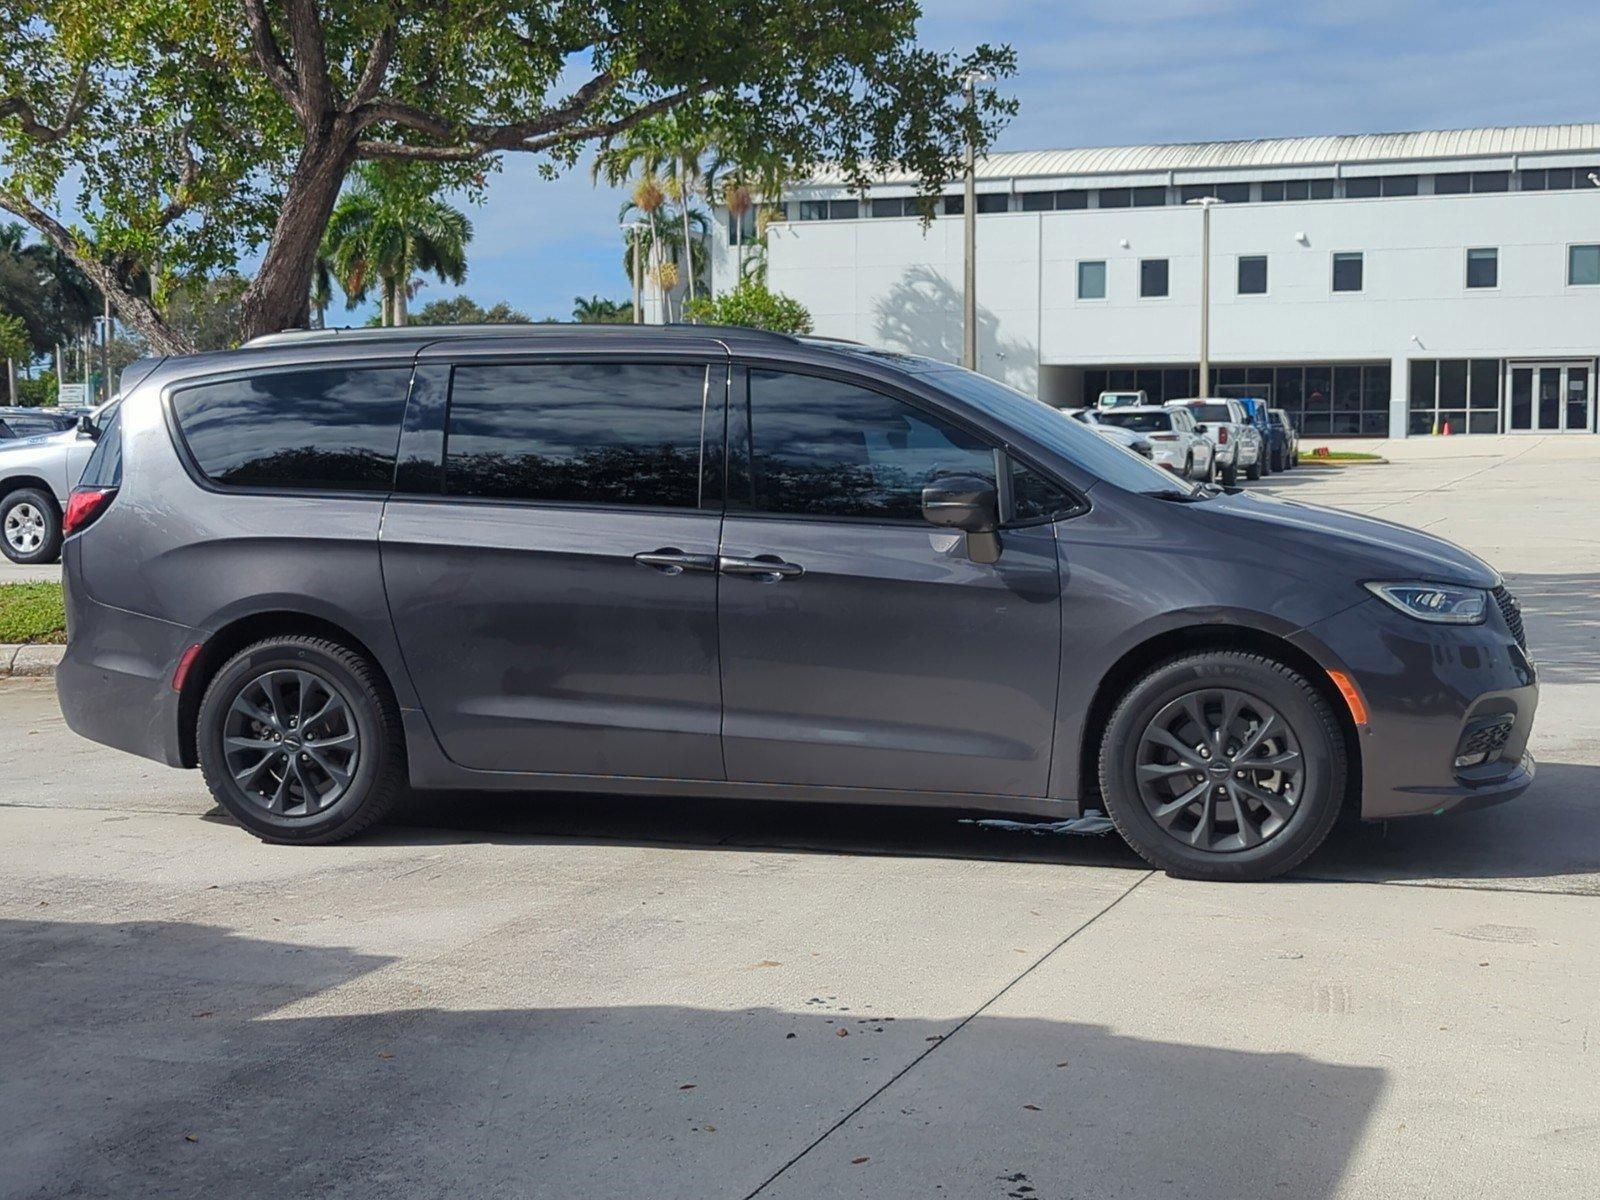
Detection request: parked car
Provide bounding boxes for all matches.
[1096,389,1148,410]
[1165,398,1257,486]
[1093,405,1215,481]
[56,325,1537,881]
[1233,397,1281,477]
[0,407,79,439]
[1059,407,1154,459]
[1267,408,1300,470]
[0,406,116,564]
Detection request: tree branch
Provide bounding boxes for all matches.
[356,82,707,163]
[0,66,90,143]
[0,189,194,356]
[239,0,303,118]
[348,22,397,109]
[155,124,202,229]
[282,0,334,119]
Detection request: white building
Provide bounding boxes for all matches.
[709,123,1600,437]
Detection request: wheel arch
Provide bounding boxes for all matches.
[0,475,61,511]
[177,610,400,768]
[1078,623,1363,815]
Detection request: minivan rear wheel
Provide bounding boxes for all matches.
[1097,651,1346,881]
[197,636,406,844]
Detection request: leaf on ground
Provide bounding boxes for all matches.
[750,960,782,969]
[191,1011,213,1019]
[851,1156,870,1165]
[377,1052,394,1060]
[183,1134,198,1143]
[1023,1104,1041,1112]
[1055,1061,1069,1068]
[679,1084,696,1090]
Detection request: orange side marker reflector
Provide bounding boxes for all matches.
[172,643,204,693]
[1326,669,1369,726]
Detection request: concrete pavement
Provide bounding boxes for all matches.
[2,435,1597,1199]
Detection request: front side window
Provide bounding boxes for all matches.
[1569,245,1600,286]
[1466,247,1498,289]
[445,362,708,507]
[1238,255,1268,294]
[171,368,411,491]
[741,371,994,521]
[1140,259,1169,298]
[1332,252,1364,292]
[1077,260,1107,300]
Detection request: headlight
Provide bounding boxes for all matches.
[1364,581,1488,624]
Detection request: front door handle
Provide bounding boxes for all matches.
[719,554,804,581]
[633,549,717,575]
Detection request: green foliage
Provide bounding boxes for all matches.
[15,369,56,406]
[413,296,529,324]
[0,310,26,360]
[572,295,633,323]
[321,163,472,322]
[683,281,812,334]
[165,272,248,350]
[0,581,65,644]
[1,2,1015,346]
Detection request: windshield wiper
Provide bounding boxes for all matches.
[1147,488,1213,503]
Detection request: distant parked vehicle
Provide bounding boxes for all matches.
[1094,405,1215,481]
[0,408,78,439]
[1267,408,1300,470]
[1060,407,1155,459]
[1096,390,1148,410]
[1234,397,1279,477]
[1165,398,1256,486]
[0,404,117,564]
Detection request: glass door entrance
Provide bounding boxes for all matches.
[1506,362,1594,432]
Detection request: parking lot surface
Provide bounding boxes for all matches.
[3,435,1597,1199]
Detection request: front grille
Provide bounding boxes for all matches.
[1456,714,1515,767]
[1492,585,1526,651]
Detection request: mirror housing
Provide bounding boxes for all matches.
[921,473,1002,564]
[76,412,98,439]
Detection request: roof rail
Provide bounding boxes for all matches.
[242,322,810,349]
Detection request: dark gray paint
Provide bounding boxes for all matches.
[57,325,1536,826]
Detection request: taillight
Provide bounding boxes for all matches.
[1217,427,1229,444]
[64,486,117,536]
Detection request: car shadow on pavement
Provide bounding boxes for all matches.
[2,915,1386,1200]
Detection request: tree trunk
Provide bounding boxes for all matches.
[393,278,407,326]
[5,358,14,404]
[680,163,696,305]
[238,130,357,342]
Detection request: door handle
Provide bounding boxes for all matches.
[633,549,717,575]
[719,554,804,580]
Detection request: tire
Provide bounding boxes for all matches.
[1221,459,1238,487]
[1,488,62,565]
[197,636,407,844]
[1183,453,1195,480]
[1097,651,1347,881]
[1245,455,1263,481]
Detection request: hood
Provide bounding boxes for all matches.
[0,428,73,452]
[1189,489,1500,588]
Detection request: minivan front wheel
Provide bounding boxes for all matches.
[1098,652,1346,880]
[197,636,406,843]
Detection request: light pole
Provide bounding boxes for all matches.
[1186,196,1222,397]
[961,71,992,371]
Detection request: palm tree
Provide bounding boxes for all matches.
[572,295,633,323]
[617,201,710,321]
[321,163,472,326]
[702,142,790,282]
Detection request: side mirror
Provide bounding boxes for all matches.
[922,473,1002,565]
[77,413,98,439]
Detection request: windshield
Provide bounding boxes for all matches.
[1174,402,1232,424]
[1097,411,1174,433]
[925,368,1197,496]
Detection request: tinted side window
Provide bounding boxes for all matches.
[743,371,995,520]
[172,368,411,491]
[1011,461,1077,523]
[445,362,707,507]
[79,405,123,488]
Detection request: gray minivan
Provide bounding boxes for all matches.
[56,326,1537,880]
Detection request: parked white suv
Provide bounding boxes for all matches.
[1093,405,1215,481]
[1164,398,1258,486]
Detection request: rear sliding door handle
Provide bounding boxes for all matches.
[718,555,804,580]
[633,549,717,575]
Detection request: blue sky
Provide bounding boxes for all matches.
[395,0,1600,323]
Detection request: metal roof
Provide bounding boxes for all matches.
[802,123,1600,187]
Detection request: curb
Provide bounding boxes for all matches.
[1,644,64,678]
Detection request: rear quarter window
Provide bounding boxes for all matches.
[79,405,123,488]
[170,367,412,492]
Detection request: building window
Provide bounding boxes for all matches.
[1077,260,1107,300]
[1131,186,1166,207]
[1344,177,1381,198]
[1569,245,1600,286]
[975,193,1009,214]
[1098,188,1131,208]
[1180,183,1249,203]
[1435,171,1510,195]
[1139,258,1169,298]
[829,199,858,219]
[1347,175,1418,197]
[1261,179,1336,201]
[1237,255,1267,295]
[1332,252,1363,292]
[1408,357,1501,434]
[1466,247,1498,289]
[1021,190,1088,211]
[942,195,964,216]
[797,201,827,221]
[869,198,906,218]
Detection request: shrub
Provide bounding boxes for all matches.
[683,281,813,335]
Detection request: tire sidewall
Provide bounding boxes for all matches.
[1,489,62,565]
[198,642,387,843]
[1101,654,1344,878]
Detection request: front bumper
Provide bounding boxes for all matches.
[57,549,193,768]
[1293,596,1538,820]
